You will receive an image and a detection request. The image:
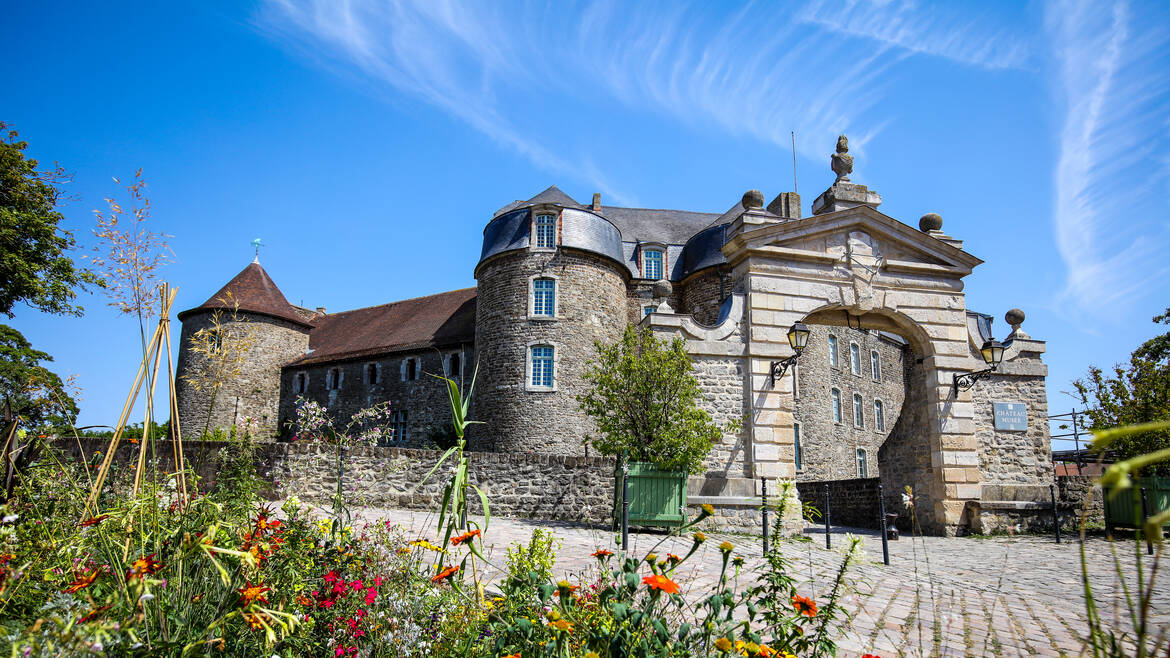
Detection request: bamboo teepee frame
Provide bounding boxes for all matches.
[80,283,187,521]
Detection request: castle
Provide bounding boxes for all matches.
[175,137,1054,534]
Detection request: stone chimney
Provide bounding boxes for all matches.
[591,192,602,212]
[315,306,327,315]
[767,192,801,219]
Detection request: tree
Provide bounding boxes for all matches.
[1074,308,1170,475]
[0,324,78,429]
[577,325,738,473]
[0,123,100,317]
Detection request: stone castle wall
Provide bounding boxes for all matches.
[681,269,725,326]
[175,312,310,438]
[972,368,1054,486]
[793,325,908,481]
[693,354,751,478]
[474,248,627,455]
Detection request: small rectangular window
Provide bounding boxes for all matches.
[643,305,657,317]
[531,346,554,387]
[857,449,868,478]
[447,352,461,378]
[295,372,307,394]
[534,214,557,248]
[533,278,556,316]
[327,367,341,390]
[391,410,408,443]
[831,389,842,423]
[403,358,419,381]
[850,343,861,375]
[642,248,664,280]
[794,423,802,471]
[874,399,885,432]
[871,350,881,381]
[853,393,864,428]
[828,335,839,368]
[366,363,379,386]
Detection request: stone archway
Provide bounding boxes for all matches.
[724,199,985,535]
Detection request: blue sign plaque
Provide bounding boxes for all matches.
[993,402,1028,431]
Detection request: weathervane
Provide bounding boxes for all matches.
[251,238,264,263]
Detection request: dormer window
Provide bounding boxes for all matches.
[642,247,664,280]
[534,213,557,249]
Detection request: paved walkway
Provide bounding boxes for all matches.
[347,507,1167,657]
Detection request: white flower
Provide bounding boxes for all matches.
[2,515,18,524]
[139,592,155,602]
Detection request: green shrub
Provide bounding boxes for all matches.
[506,527,561,586]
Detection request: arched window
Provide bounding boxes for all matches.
[530,345,555,388]
[794,423,803,471]
[326,367,341,390]
[850,343,861,375]
[532,278,556,317]
[853,393,864,428]
[828,335,839,368]
[366,363,379,386]
[874,399,885,432]
[856,449,868,478]
[871,349,881,381]
[642,247,664,280]
[534,214,557,248]
[831,388,842,423]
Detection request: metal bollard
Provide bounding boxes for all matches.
[1141,487,1152,556]
[621,463,630,552]
[878,484,890,565]
[1050,483,1061,544]
[761,477,770,556]
[825,483,831,549]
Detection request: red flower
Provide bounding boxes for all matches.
[431,565,460,583]
[591,549,614,559]
[238,581,271,607]
[642,574,680,594]
[350,579,363,591]
[373,575,383,587]
[792,594,818,617]
[126,554,163,580]
[63,570,100,593]
[79,515,109,528]
[324,571,339,583]
[450,529,481,545]
[364,587,377,605]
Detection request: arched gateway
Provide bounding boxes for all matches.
[645,139,1052,536]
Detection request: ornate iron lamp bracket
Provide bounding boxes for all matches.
[769,354,801,388]
[952,367,996,395]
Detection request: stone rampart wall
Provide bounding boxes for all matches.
[796,477,883,529]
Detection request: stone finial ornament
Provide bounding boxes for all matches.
[652,279,674,313]
[742,189,764,209]
[919,213,943,232]
[1005,308,1029,340]
[831,134,853,182]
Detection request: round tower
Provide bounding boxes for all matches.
[473,186,628,455]
[175,260,312,439]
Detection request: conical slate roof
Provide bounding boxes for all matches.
[177,261,311,327]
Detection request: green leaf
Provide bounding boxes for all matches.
[472,483,491,534]
[414,446,457,490]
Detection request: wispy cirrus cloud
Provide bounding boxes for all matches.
[1047,0,1170,315]
[254,0,1028,201]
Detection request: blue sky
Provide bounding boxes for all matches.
[5,1,1169,440]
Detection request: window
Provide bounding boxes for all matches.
[295,372,307,394]
[390,410,408,444]
[794,423,802,471]
[530,345,554,388]
[831,388,842,423]
[366,363,379,386]
[643,305,657,317]
[850,343,861,375]
[853,393,864,428]
[326,367,341,390]
[856,449,868,478]
[642,247,664,280]
[533,278,556,317]
[534,214,557,248]
[446,352,461,378]
[874,399,885,432]
[402,357,419,381]
[871,350,881,382]
[828,335,839,367]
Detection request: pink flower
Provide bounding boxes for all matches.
[335,648,345,657]
[324,571,339,583]
[350,579,363,591]
[365,588,376,605]
[374,575,383,587]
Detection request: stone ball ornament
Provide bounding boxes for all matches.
[652,279,673,300]
[1005,308,1025,327]
[919,212,943,232]
[741,189,764,209]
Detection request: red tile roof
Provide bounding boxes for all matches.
[177,261,311,327]
[285,287,477,367]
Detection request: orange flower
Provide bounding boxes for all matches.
[450,529,481,545]
[642,574,680,594]
[242,611,267,629]
[79,515,110,528]
[296,594,313,606]
[238,581,270,606]
[254,507,282,534]
[792,594,818,617]
[431,565,460,583]
[63,570,100,593]
[502,654,521,658]
[126,554,162,580]
[667,553,681,564]
[549,619,573,632]
[77,604,112,623]
[591,549,613,559]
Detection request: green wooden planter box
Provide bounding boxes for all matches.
[613,462,688,529]
[1104,476,1170,531]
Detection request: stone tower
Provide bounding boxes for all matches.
[175,260,312,438]
[473,186,628,454]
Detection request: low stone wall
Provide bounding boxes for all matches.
[60,438,617,525]
[796,478,883,530]
[967,476,1103,534]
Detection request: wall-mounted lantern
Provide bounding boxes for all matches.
[952,339,1005,394]
[769,322,811,387]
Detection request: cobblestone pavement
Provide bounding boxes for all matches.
[346,506,1168,657]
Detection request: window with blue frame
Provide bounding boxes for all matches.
[531,345,554,388]
[642,248,664,279]
[643,305,657,316]
[533,278,555,316]
[794,423,803,471]
[534,214,557,248]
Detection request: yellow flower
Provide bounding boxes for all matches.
[693,532,707,544]
[719,541,734,553]
[550,619,573,632]
[645,553,657,563]
[715,637,733,652]
[586,653,600,658]
[701,503,714,515]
